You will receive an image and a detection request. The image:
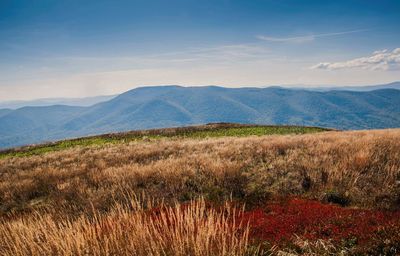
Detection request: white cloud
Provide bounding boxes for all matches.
[311,48,400,71]
[372,49,388,55]
[257,29,368,43]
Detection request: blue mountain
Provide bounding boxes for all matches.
[0,86,399,148]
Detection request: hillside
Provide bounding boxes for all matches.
[0,123,327,158]
[1,127,399,255]
[1,86,400,148]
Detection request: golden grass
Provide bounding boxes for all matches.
[1,129,399,217]
[1,129,400,255]
[0,198,250,256]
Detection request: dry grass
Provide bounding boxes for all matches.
[272,236,345,256]
[1,129,400,255]
[0,197,250,256]
[1,129,399,217]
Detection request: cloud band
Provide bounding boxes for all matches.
[311,48,400,71]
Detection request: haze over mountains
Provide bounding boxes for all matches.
[0,95,116,110]
[289,81,400,92]
[1,83,400,149]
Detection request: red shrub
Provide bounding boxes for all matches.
[238,198,400,247]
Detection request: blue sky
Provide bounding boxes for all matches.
[0,0,400,100]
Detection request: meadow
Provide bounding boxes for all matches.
[0,123,326,159]
[0,125,399,255]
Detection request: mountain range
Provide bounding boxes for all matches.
[1,84,400,149]
[1,82,399,110]
[0,95,116,110]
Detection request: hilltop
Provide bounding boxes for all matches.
[0,123,327,158]
[1,126,399,255]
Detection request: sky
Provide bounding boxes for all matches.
[0,0,400,101]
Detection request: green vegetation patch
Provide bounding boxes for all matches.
[180,126,326,138]
[0,137,116,159]
[0,124,329,159]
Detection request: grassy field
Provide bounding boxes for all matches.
[1,126,399,255]
[0,123,327,159]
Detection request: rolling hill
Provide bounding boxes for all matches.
[0,85,400,148]
[1,127,400,255]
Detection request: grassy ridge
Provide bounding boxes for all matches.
[0,124,328,159]
[1,128,398,217]
[1,128,399,255]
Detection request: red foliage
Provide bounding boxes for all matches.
[140,198,400,252]
[238,198,400,246]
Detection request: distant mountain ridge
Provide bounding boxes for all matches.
[0,85,399,148]
[1,82,399,110]
[0,95,116,110]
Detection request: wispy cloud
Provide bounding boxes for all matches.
[143,44,272,63]
[311,48,400,71]
[0,43,275,85]
[256,29,368,43]
[42,44,273,72]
